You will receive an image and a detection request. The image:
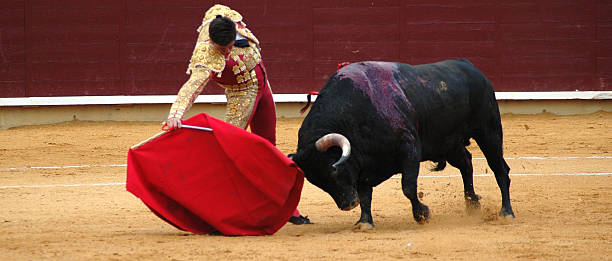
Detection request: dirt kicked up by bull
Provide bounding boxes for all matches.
[291,59,514,231]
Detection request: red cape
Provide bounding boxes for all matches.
[126,113,304,235]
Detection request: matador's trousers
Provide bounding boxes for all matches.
[224,63,276,146]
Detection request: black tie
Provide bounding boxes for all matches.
[234,39,249,47]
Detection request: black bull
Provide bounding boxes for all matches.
[292,59,514,230]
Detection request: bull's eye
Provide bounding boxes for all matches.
[331,168,339,178]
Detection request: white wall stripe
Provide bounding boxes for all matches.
[472,156,612,160]
[0,182,126,189]
[1,91,611,106]
[4,164,127,171]
[1,172,610,189]
[414,173,612,178]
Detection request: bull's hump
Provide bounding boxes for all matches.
[336,61,398,88]
[336,62,410,130]
[337,61,394,78]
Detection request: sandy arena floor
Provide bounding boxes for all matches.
[0,112,611,260]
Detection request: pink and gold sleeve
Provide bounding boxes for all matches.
[167,68,211,119]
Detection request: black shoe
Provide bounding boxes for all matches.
[288,215,313,225]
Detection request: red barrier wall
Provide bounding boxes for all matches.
[1,0,611,98]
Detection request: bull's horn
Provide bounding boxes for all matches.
[315,133,351,167]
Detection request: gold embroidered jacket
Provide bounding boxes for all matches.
[168,4,264,128]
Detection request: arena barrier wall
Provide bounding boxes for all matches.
[1,92,611,129]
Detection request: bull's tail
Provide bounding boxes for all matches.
[299,91,320,114]
[431,160,447,171]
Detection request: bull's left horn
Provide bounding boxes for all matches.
[315,133,351,168]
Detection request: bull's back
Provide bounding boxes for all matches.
[313,60,494,131]
[400,59,499,159]
[399,59,494,121]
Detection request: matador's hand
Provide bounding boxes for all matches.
[165,117,183,129]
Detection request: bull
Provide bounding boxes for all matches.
[291,59,514,230]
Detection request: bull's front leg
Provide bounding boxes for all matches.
[401,160,430,224]
[353,185,374,231]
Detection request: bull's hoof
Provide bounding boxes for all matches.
[499,207,515,219]
[414,205,430,224]
[465,196,482,215]
[352,222,375,231]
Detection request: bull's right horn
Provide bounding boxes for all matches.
[315,133,351,168]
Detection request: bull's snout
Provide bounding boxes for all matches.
[342,200,360,211]
[332,188,359,211]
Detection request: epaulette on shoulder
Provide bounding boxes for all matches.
[187,42,224,73]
